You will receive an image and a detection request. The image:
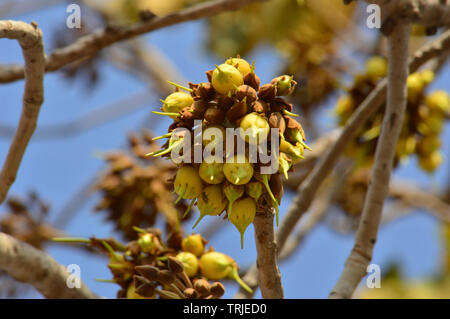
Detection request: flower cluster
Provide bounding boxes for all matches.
[54,230,250,299]
[0,193,58,250]
[335,56,449,172]
[94,132,188,239]
[148,57,310,247]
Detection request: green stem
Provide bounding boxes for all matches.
[183,199,196,218]
[152,111,180,117]
[282,109,299,117]
[229,267,252,293]
[52,237,91,244]
[167,80,193,93]
[152,132,173,140]
[298,139,312,151]
[95,278,116,283]
[175,185,187,205]
[192,213,205,229]
[132,226,147,233]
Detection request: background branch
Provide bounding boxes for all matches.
[329,22,411,299]
[0,0,266,83]
[0,20,45,204]
[0,232,97,298]
[389,182,450,223]
[0,90,152,140]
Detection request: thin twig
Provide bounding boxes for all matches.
[0,90,152,140]
[280,163,353,260]
[0,0,266,83]
[389,182,450,223]
[329,23,411,299]
[253,207,283,299]
[0,232,98,298]
[0,20,45,204]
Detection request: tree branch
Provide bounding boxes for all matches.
[366,0,450,31]
[0,0,265,83]
[253,207,283,299]
[0,20,45,204]
[329,23,411,299]
[0,232,97,298]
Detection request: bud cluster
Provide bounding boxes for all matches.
[0,193,56,250]
[54,230,251,298]
[94,132,187,239]
[148,57,310,247]
[335,56,449,172]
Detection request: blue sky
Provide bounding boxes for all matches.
[0,2,449,298]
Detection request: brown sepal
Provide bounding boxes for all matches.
[226,100,247,123]
[205,70,213,82]
[204,108,225,125]
[251,100,269,113]
[268,112,286,135]
[270,97,292,112]
[217,95,234,111]
[236,85,257,104]
[258,83,277,101]
[244,72,261,91]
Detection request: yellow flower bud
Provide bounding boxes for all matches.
[199,157,225,184]
[426,90,450,114]
[194,185,227,228]
[223,155,254,185]
[365,56,387,80]
[181,234,205,257]
[176,252,199,277]
[161,92,194,117]
[245,181,263,201]
[200,252,252,293]
[239,112,270,145]
[174,166,203,202]
[225,57,252,76]
[212,64,243,95]
[224,183,245,217]
[228,197,256,248]
[137,233,157,253]
[199,251,233,280]
[418,151,443,173]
